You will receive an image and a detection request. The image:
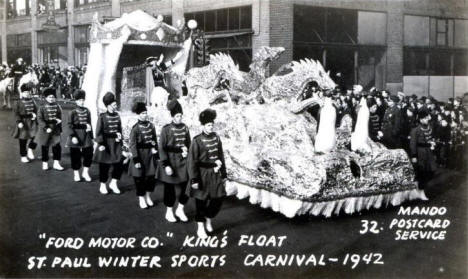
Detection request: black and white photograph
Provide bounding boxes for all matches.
[0,0,467,278]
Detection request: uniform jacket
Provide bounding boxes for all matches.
[128,120,158,177]
[155,122,191,184]
[186,132,227,200]
[66,107,94,148]
[36,102,62,146]
[93,112,123,164]
[12,98,38,139]
[410,125,437,172]
[381,105,402,148]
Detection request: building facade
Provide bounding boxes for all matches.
[1,0,468,99]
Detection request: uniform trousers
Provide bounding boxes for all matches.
[98,162,123,183]
[70,147,93,170]
[19,138,37,156]
[195,198,223,222]
[41,143,61,161]
[134,176,156,196]
[163,182,189,207]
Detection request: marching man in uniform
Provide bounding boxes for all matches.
[381,95,402,149]
[410,109,437,189]
[156,99,190,222]
[187,108,227,239]
[93,92,124,195]
[37,88,64,171]
[13,83,38,163]
[128,101,158,209]
[66,89,93,182]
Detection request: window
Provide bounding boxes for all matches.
[210,34,252,71]
[327,8,357,44]
[74,25,90,44]
[216,9,227,31]
[38,29,68,45]
[454,19,468,47]
[39,46,59,64]
[403,48,466,76]
[205,10,215,32]
[454,51,468,75]
[185,6,252,33]
[6,33,31,48]
[294,6,326,43]
[74,0,108,6]
[432,18,454,47]
[358,11,386,45]
[6,33,31,64]
[7,0,30,18]
[75,47,89,67]
[228,7,239,30]
[404,49,428,75]
[185,7,253,71]
[293,6,358,44]
[404,15,430,46]
[429,51,451,75]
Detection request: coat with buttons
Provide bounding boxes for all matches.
[128,120,158,177]
[66,107,93,148]
[186,132,227,200]
[36,102,62,146]
[155,122,191,184]
[93,112,123,164]
[12,98,38,139]
[381,105,402,148]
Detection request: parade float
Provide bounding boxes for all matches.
[82,10,427,219]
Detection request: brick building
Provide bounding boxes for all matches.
[1,0,468,99]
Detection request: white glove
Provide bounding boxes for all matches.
[46,128,52,133]
[215,159,222,168]
[377,131,383,138]
[17,122,24,129]
[151,148,158,154]
[31,113,36,120]
[165,166,173,176]
[411,158,417,163]
[135,163,141,169]
[55,118,62,124]
[98,145,105,151]
[191,183,199,189]
[71,137,79,144]
[86,124,92,132]
[116,132,122,142]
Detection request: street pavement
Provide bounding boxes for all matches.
[0,107,466,278]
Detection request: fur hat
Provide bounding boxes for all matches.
[20,83,32,93]
[43,87,56,97]
[167,99,183,116]
[199,108,217,125]
[132,101,147,114]
[418,109,430,120]
[73,89,86,100]
[102,92,116,107]
[366,97,376,108]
